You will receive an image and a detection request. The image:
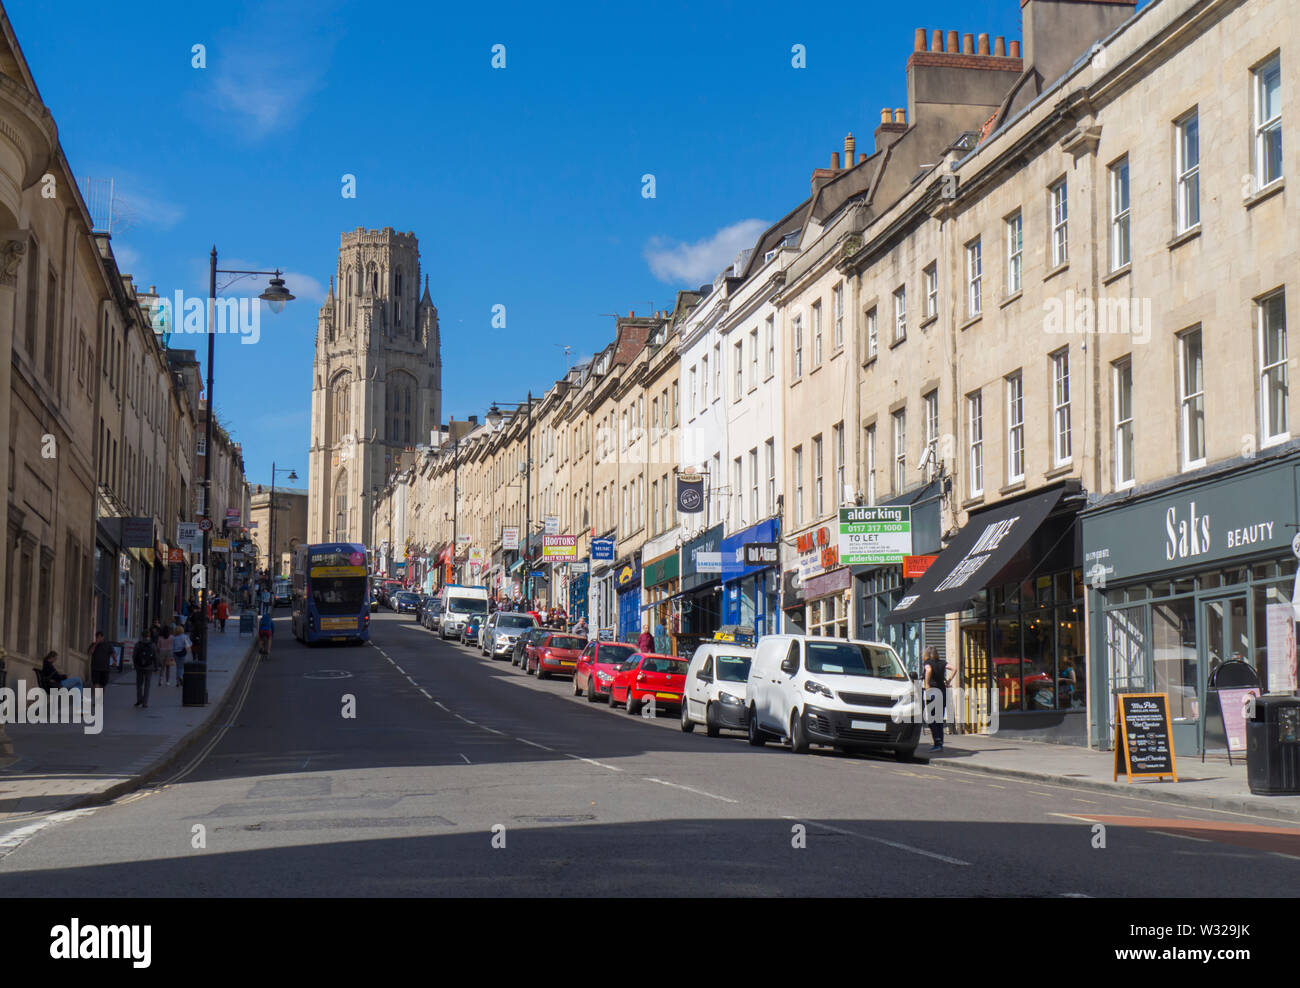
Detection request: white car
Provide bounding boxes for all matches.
[481,612,537,659]
[680,640,756,737]
[745,635,921,760]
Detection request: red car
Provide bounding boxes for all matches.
[610,653,688,715]
[527,632,587,679]
[572,641,637,703]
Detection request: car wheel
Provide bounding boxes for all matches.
[705,703,720,738]
[586,677,600,703]
[537,666,549,681]
[680,700,694,732]
[747,707,766,747]
[625,691,641,715]
[894,744,918,762]
[789,710,809,754]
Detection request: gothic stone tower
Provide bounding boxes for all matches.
[308,227,442,548]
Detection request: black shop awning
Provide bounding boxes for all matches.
[886,486,1066,623]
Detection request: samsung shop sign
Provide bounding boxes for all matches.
[1082,458,1300,584]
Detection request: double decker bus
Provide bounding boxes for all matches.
[291,542,371,645]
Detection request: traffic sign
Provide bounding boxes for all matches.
[198,517,214,532]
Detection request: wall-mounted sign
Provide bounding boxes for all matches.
[839,506,912,566]
[211,537,230,553]
[677,472,704,514]
[168,548,185,564]
[121,517,153,549]
[591,538,615,561]
[177,522,202,551]
[742,542,779,567]
[456,534,472,546]
[544,516,560,536]
[502,526,520,550]
[903,554,938,578]
[543,535,577,558]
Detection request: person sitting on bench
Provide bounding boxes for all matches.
[40,651,84,692]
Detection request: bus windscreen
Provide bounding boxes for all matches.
[312,577,367,614]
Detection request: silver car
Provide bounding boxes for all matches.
[481,612,538,659]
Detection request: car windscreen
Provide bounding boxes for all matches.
[311,578,367,615]
[396,593,417,602]
[597,645,636,664]
[498,615,535,629]
[715,654,752,683]
[805,641,908,680]
[446,596,487,614]
[546,636,585,650]
[643,657,687,674]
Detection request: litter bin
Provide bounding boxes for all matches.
[182,661,208,707]
[1246,694,1300,794]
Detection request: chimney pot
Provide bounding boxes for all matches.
[880,108,892,124]
[831,151,841,170]
[858,153,867,165]
[994,36,1006,56]
[930,29,942,51]
[844,133,855,160]
[914,28,927,51]
[1009,40,1020,58]
[628,310,634,318]
[946,30,959,52]
[893,108,906,125]
[962,33,974,54]
[978,33,990,55]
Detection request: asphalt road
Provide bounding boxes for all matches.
[2,611,1298,896]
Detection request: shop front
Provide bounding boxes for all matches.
[615,554,641,643]
[781,570,806,633]
[720,518,781,635]
[854,479,946,675]
[788,521,850,639]
[888,481,1087,743]
[677,524,724,655]
[1081,452,1300,756]
[642,540,680,655]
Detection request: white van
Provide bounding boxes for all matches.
[745,634,922,760]
[438,585,489,640]
[680,639,757,737]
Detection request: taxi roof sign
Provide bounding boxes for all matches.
[713,626,756,646]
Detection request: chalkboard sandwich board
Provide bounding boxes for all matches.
[1113,692,1178,783]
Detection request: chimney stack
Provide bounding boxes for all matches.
[978,33,990,55]
[844,133,855,163]
[946,30,959,53]
[858,153,867,165]
[994,36,1006,56]
[1010,40,1020,57]
[930,29,943,52]
[830,151,841,170]
[881,108,892,125]
[894,108,906,124]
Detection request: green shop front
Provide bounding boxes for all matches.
[1081,452,1300,756]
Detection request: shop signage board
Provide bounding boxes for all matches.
[122,517,154,549]
[502,526,520,550]
[1266,602,1298,693]
[694,552,721,573]
[677,472,704,514]
[211,537,230,553]
[544,516,560,536]
[177,522,202,551]
[903,554,938,578]
[598,628,615,641]
[543,535,578,558]
[742,542,779,567]
[1113,692,1178,783]
[591,538,615,561]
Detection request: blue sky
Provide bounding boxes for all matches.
[12,0,1038,488]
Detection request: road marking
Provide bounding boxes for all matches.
[460,753,471,764]
[1048,812,1101,823]
[435,702,448,711]
[1272,852,1300,861]
[394,665,406,674]
[0,808,97,859]
[1060,893,1092,898]
[1151,830,1211,843]
[565,753,622,772]
[784,816,970,866]
[642,777,738,804]
[987,783,1006,789]
[455,714,477,725]
[1072,798,1098,804]
[419,688,432,699]
[1028,790,1052,797]
[405,676,418,686]
[480,726,505,736]
[516,738,555,752]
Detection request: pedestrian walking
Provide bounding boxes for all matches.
[259,586,271,616]
[215,597,229,633]
[172,623,192,688]
[921,645,951,752]
[133,630,156,708]
[87,632,113,689]
[156,625,175,686]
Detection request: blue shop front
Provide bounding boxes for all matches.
[615,553,641,643]
[721,518,781,635]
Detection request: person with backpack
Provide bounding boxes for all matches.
[133,630,157,707]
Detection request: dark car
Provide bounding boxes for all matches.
[512,628,547,668]
[392,591,420,615]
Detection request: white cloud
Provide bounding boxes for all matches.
[112,189,185,231]
[644,218,769,285]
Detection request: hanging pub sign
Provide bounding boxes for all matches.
[677,472,704,514]
[1113,692,1178,783]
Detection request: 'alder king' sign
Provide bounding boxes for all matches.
[838,506,912,566]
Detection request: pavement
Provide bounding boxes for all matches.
[931,730,1300,824]
[0,611,259,822]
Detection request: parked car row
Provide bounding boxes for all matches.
[443,623,927,761]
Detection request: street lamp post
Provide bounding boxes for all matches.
[262,463,297,584]
[202,247,293,665]
[486,393,533,605]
